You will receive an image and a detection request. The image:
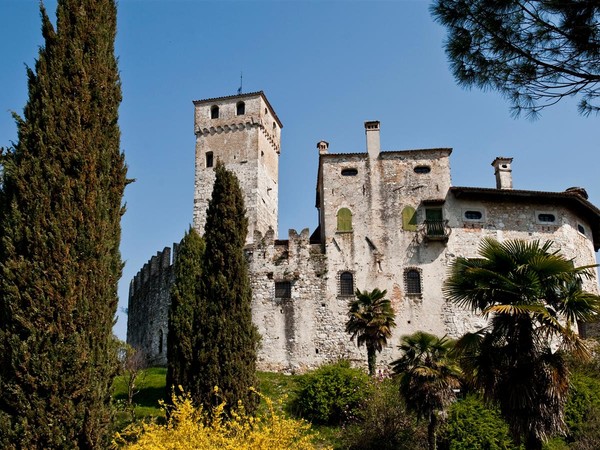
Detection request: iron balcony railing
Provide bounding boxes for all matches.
[421,219,451,242]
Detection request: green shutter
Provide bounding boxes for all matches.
[402,206,417,231]
[337,208,353,232]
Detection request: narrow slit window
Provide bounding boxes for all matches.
[210,105,219,119]
[158,329,164,354]
[339,272,354,296]
[206,151,214,168]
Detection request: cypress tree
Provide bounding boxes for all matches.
[193,161,259,414]
[166,227,204,398]
[0,1,126,448]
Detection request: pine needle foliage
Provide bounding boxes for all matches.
[0,1,127,448]
[192,162,260,415]
[431,0,600,118]
[166,227,205,400]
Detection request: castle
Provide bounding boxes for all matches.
[127,91,600,372]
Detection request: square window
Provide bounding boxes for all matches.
[275,281,291,299]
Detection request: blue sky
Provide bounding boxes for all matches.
[2,0,599,341]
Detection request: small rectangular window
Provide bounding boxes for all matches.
[537,212,556,223]
[464,210,484,221]
[206,152,213,168]
[405,269,422,295]
[275,281,291,299]
[339,272,354,296]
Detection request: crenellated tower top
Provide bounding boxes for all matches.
[192,91,282,242]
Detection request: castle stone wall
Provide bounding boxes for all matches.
[127,92,600,373]
[127,247,174,367]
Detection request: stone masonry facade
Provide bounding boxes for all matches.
[127,91,600,373]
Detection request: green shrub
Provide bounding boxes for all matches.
[569,405,600,450]
[565,372,600,440]
[438,394,521,450]
[342,378,426,450]
[291,361,371,425]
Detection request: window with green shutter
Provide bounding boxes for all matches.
[402,206,417,231]
[337,208,353,232]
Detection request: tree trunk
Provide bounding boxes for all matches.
[525,432,542,450]
[367,344,377,376]
[428,412,438,450]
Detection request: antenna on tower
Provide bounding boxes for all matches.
[237,72,243,94]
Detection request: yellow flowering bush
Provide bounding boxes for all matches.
[113,387,329,450]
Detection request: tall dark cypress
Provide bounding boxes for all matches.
[0,1,126,448]
[166,227,204,398]
[193,161,259,414]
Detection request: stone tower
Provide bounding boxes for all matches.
[192,91,282,241]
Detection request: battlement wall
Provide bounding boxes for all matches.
[127,246,176,367]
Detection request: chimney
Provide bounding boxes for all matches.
[492,157,513,190]
[317,140,329,155]
[364,121,380,158]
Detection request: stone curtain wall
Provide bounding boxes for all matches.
[127,247,175,367]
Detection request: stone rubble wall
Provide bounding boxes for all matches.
[127,246,175,367]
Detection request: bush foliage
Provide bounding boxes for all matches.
[342,378,427,450]
[113,388,327,450]
[292,361,371,425]
[438,394,520,450]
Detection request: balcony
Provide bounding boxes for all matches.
[421,219,451,242]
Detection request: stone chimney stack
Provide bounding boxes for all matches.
[492,157,513,190]
[365,121,380,158]
[317,140,329,155]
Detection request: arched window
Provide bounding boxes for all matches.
[158,329,164,354]
[211,105,219,119]
[339,272,354,296]
[337,208,353,232]
[402,206,417,231]
[405,269,422,295]
[236,101,245,115]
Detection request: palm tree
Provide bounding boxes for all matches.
[391,331,461,450]
[444,238,600,450]
[346,288,396,376]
